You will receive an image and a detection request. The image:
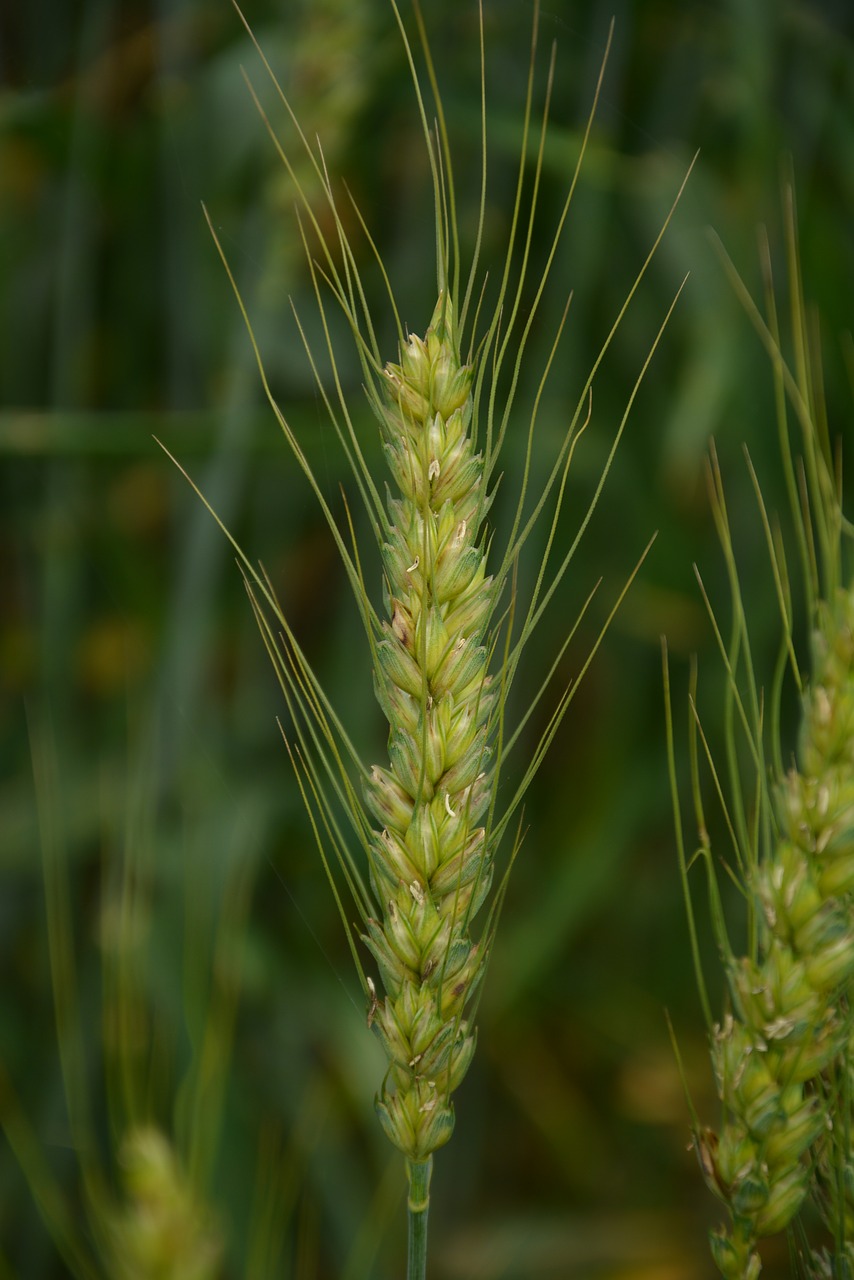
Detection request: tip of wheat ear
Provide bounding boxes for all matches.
[360,293,496,1160]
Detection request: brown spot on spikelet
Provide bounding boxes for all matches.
[391,602,411,649]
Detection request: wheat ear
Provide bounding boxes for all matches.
[670,191,854,1280]
[170,2,694,1274]
[697,585,854,1277]
[363,292,493,1171]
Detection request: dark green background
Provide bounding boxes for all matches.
[1,0,852,1275]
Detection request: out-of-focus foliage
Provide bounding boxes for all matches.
[0,1,851,1276]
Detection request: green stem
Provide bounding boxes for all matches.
[406,1156,432,1280]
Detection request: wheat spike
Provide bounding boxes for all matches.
[361,294,494,1160]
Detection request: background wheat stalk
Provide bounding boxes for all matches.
[667,188,854,1280]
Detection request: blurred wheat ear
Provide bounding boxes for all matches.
[666,183,854,1280]
[0,710,269,1278]
[163,1,694,1274]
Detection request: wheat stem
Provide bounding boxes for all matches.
[405,1157,432,1280]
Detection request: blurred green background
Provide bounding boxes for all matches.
[1,0,852,1276]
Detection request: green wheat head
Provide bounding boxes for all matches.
[667,188,854,1280]
[360,292,496,1158]
[163,8,691,1263]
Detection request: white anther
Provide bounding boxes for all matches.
[444,792,456,818]
[366,976,378,1028]
[406,555,420,573]
[454,519,467,543]
[409,880,424,904]
[428,459,440,482]
[419,1091,437,1113]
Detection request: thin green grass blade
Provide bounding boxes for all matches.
[0,1063,101,1280]
[503,275,688,679]
[493,534,656,845]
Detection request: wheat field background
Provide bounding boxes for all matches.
[1,1,852,1276]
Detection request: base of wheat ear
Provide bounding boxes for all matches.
[360,291,495,1161]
